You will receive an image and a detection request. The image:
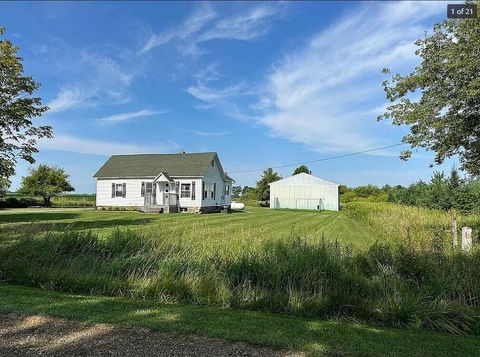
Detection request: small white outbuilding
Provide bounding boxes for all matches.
[269,173,339,211]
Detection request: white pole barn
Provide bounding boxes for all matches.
[269,173,339,211]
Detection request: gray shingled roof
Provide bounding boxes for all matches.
[94,152,218,178]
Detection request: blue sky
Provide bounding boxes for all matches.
[1,1,460,193]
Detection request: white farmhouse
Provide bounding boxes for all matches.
[93,152,234,213]
[269,173,339,211]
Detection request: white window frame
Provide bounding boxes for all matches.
[180,183,191,198]
[203,183,215,199]
[115,184,124,197]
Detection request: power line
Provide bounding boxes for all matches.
[229,143,405,174]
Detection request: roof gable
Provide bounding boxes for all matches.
[269,173,339,186]
[93,152,218,178]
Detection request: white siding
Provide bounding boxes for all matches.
[96,178,152,207]
[173,178,202,208]
[269,173,339,211]
[95,155,233,209]
[201,157,232,207]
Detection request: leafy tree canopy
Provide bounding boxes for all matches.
[232,185,242,199]
[19,164,74,206]
[293,165,310,175]
[0,26,51,195]
[256,168,281,203]
[379,13,480,176]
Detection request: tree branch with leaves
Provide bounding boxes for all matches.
[0,26,52,195]
[379,12,480,176]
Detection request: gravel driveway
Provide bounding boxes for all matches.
[0,313,303,357]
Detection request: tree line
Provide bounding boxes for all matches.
[341,168,480,214]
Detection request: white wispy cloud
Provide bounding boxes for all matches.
[206,1,442,155]
[139,3,286,55]
[194,130,230,137]
[47,86,87,113]
[98,109,169,123]
[38,134,178,156]
[254,2,446,153]
[198,4,286,42]
[140,3,216,55]
[46,47,138,113]
[187,81,257,120]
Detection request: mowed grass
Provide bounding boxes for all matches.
[1,284,480,357]
[0,206,379,249]
[1,204,479,338]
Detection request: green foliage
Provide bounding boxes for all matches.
[379,14,480,176]
[340,184,388,204]
[340,169,480,214]
[255,168,281,204]
[19,164,74,206]
[0,177,8,197]
[0,27,52,190]
[231,185,242,199]
[386,169,480,214]
[236,187,259,206]
[0,193,95,208]
[292,165,310,175]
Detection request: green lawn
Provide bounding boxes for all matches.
[1,284,479,357]
[0,206,379,249]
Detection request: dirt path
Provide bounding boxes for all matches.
[0,313,302,357]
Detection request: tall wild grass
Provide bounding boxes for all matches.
[0,220,479,335]
[345,202,480,249]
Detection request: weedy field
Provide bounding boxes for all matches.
[0,203,479,337]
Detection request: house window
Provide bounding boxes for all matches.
[146,182,153,194]
[225,185,230,195]
[116,184,123,197]
[211,160,214,167]
[192,181,196,200]
[180,183,191,198]
[141,182,154,197]
[203,183,215,199]
[112,183,126,198]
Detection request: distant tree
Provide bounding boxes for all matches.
[453,180,480,214]
[428,172,451,211]
[19,164,74,206]
[353,185,382,198]
[0,27,52,195]
[379,14,480,176]
[293,165,310,175]
[232,185,242,199]
[256,168,281,204]
[242,186,253,195]
[448,167,462,190]
[338,184,350,195]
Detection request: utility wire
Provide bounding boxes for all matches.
[229,143,405,174]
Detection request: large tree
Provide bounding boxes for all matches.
[19,164,74,206]
[379,12,480,176]
[0,26,52,195]
[255,168,281,204]
[292,165,310,175]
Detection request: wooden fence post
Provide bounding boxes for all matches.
[461,227,472,252]
[449,209,458,248]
